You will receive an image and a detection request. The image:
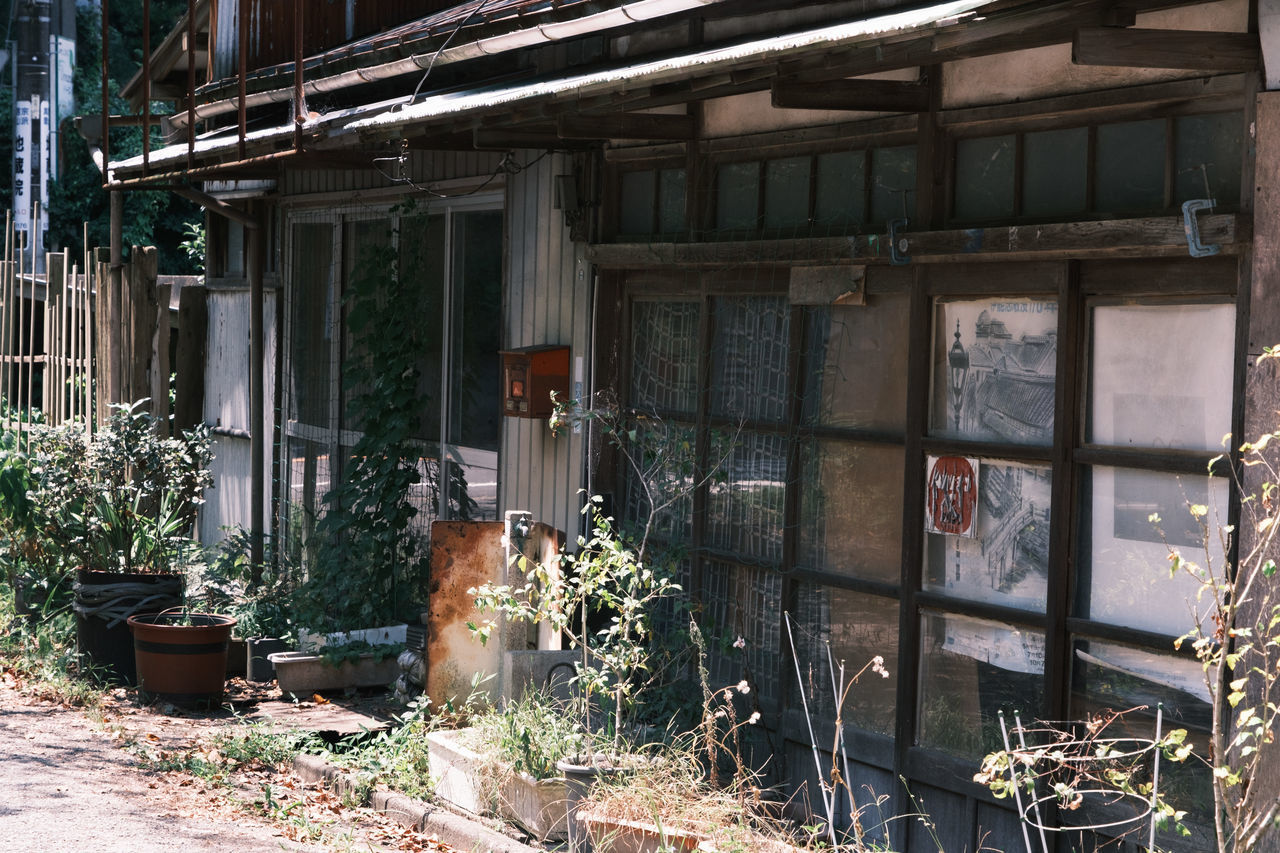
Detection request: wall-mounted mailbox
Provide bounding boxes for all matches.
[500,345,570,419]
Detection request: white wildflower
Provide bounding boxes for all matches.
[736,680,751,694]
[748,711,761,725]
[732,636,746,649]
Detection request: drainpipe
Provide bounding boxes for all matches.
[166,0,722,130]
[247,204,264,578]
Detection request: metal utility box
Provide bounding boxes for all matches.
[500,345,569,418]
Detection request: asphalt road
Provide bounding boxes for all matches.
[0,690,325,853]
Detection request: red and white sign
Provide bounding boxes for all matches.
[925,455,979,538]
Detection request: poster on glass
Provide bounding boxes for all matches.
[932,298,1058,445]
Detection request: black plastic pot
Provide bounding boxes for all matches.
[556,755,636,853]
[73,569,182,685]
[246,637,290,682]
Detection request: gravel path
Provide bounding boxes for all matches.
[0,685,326,853]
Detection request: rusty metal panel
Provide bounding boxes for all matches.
[425,520,506,708]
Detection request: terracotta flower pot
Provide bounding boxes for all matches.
[128,611,236,706]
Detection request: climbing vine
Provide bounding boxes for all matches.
[293,206,429,632]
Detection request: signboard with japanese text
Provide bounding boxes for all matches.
[12,99,32,235]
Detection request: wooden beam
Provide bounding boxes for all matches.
[1073,27,1260,71]
[180,31,209,52]
[938,73,1246,131]
[556,112,696,141]
[471,128,596,150]
[770,78,929,112]
[586,214,1249,267]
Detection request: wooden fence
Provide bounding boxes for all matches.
[0,213,201,437]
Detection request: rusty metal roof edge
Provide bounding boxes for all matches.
[109,0,995,182]
[194,0,732,105]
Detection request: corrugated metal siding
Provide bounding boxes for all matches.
[210,0,453,79]
[501,151,588,539]
[198,286,277,546]
[279,150,504,196]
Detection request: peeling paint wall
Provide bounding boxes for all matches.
[198,286,277,547]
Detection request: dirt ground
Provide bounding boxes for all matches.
[0,668,457,853]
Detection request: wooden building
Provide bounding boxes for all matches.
[105,0,1280,848]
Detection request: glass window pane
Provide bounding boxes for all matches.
[953,135,1016,221]
[815,150,867,227]
[1081,467,1228,636]
[342,217,392,427]
[448,210,503,452]
[799,441,903,584]
[1095,119,1166,212]
[407,450,442,532]
[1175,113,1242,207]
[918,610,1045,759]
[1023,127,1088,217]
[630,301,700,416]
[870,145,917,224]
[793,585,898,736]
[924,459,1051,612]
[289,222,335,429]
[622,418,696,544]
[764,156,812,229]
[706,431,787,566]
[1088,303,1234,451]
[284,436,331,569]
[1071,640,1214,848]
[803,291,910,431]
[717,161,761,231]
[619,170,655,235]
[930,298,1058,445]
[702,561,783,703]
[657,168,687,235]
[446,461,498,522]
[400,214,444,443]
[710,295,791,422]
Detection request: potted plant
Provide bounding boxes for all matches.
[195,528,298,682]
[426,686,581,840]
[471,495,682,852]
[126,608,237,704]
[25,401,213,684]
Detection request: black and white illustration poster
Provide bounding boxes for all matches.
[932,299,1058,446]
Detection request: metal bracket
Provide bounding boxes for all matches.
[889,218,910,266]
[1182,198,1220,258]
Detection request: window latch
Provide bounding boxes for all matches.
[1182,199,1220,258]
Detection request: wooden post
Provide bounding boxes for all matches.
[154,280,171,437]
[47,251,65,423]
[107,189,124,415]
[173,282,206,435]
[128,245,159,416]
[95,245,113,425]
[1,212,11,430]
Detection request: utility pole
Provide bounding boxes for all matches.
[11,0,75,274]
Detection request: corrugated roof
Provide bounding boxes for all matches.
[111,0,996,181]
[346,0,992,131]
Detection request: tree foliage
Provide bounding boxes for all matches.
[1,1,201,271]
